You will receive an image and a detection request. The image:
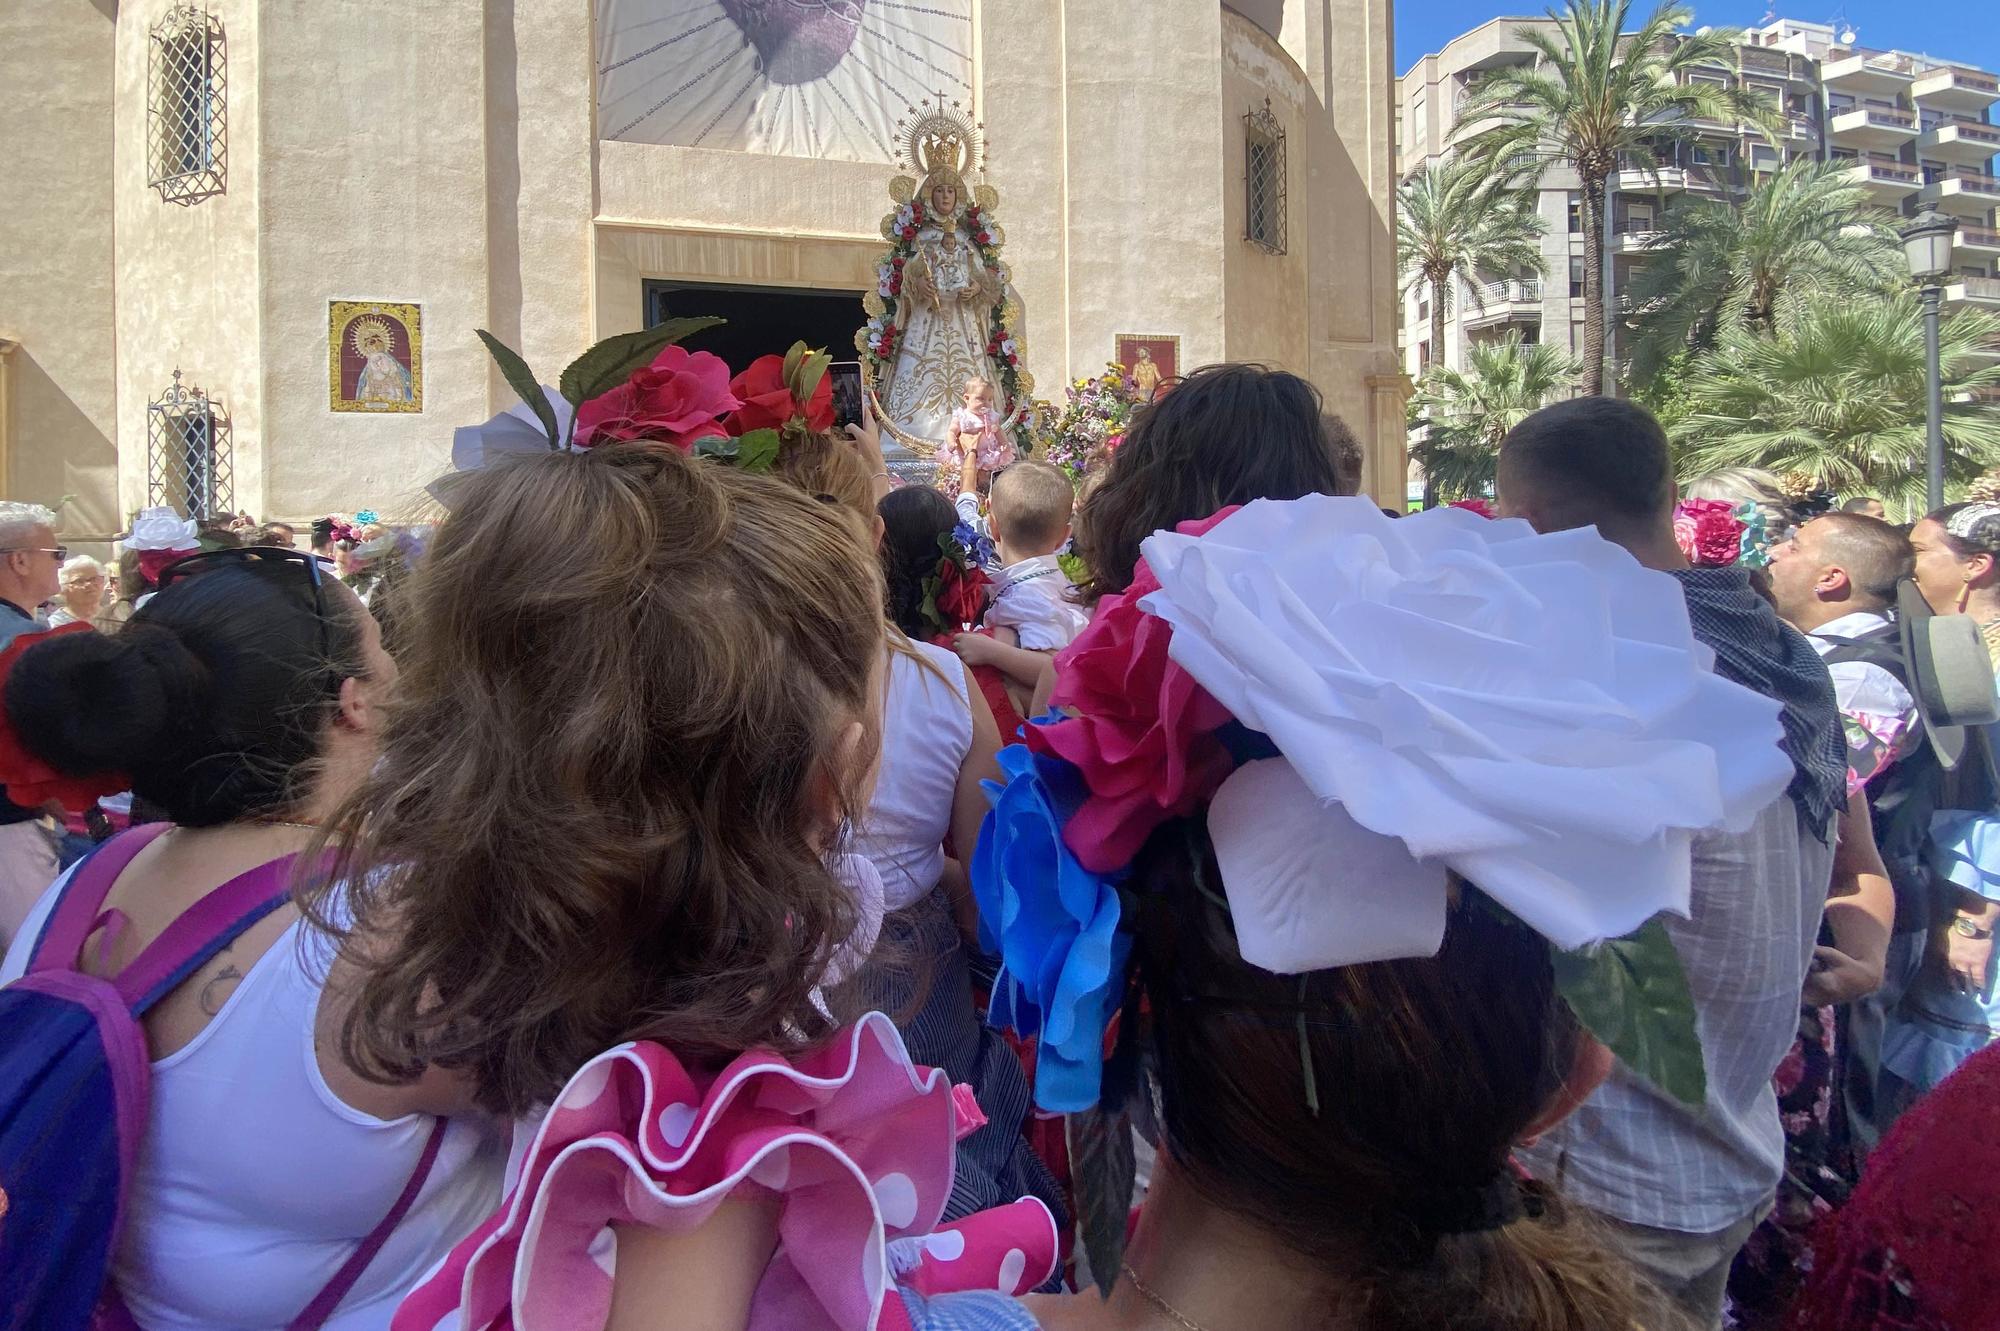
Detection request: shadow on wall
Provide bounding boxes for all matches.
[7,348,118,543]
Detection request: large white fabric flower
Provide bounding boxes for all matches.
[1135,496,1791,973]
[126,506,198,551]
[448,387,574,472]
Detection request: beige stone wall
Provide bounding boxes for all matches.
[112,0,262,533]
[0,1,118,544]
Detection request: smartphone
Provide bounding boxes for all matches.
[831,360,865,430]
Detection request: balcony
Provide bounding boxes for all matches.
[1919,169,2000,217]
[1959,225,2000,256]
[1913,65,2000,114]
[1943,274,2000,309]
[1918,117,2000,166]
[1614,163,1686,193]
[1611,221,1663,253]
[1830,104,1919,150]
[1824,51,1917,97]
[1839,154,1922,202]
[1461,278,1545,330]
[1780,113,1819,144]
[1737,46,1814,83]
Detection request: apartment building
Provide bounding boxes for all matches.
[1395,17,2000,380]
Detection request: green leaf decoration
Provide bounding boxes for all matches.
[1065,1104,1136,1298]
[733,428,781,474]
[788,345,832,408]
[1552,918,1707,1107]
[694,435,740,462]
[556,316,726,419]
[782,341,809,388]
[1057,551,1089,585]
[475,329,560,450]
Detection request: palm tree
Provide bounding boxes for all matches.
[1671,294,2000,506]
[1412,331,1581,502]
[1397,158,1547,374]
[1625,158,1903,383]
[1456,0,1783,395]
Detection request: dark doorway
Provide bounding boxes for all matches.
[644,280,867,368]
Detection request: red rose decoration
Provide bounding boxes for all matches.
[0,622,131,811]
[1026,506,1243,873]
[1448,497,1495,519]
[575,345,739,450]
[136,546,198,587]
[1672,498,1747,568]
[725,353,835,436]
[935,558,991,628]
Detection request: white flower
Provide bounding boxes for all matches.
[1136,496,1791,972]
[127,506,198,551]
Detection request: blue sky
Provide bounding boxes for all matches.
[1395,1,2000,78]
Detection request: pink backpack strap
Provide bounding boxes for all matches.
[113,852,327,1013]
[284,1118,450,1331]
[27,823,172,973]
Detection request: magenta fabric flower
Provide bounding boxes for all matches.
[574,345,739,450]
[1672,498,1748,568]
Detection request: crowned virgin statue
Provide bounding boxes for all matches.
[863,100,1029,464]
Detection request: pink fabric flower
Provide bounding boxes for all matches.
[574,345,739,450]
[1026,507,1242,874]
[1673,498,1748,568]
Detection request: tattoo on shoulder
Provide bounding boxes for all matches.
[198,965,244,1016]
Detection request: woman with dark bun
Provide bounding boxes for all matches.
[0,551,504,1331]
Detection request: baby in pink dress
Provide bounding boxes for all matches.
[941,377,1016,492]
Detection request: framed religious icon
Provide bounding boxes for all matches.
[1115,334,1180,403]
[329,301,423,413]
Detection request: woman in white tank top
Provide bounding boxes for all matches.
[0,555,502,1330]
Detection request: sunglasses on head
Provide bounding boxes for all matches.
[157,545,337,664]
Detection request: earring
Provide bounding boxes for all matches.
[1959,577,1974,614]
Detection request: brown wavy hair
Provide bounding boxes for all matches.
[305,443,885,1115]
[1131,821,1682,1331]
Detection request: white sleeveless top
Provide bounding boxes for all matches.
[856,641,974,911]
[2,870,506,1331]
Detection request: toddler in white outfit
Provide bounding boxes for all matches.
[953,460,1088,716]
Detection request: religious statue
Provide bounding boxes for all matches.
[1130,346,1162,402]
[862,97,1030,468]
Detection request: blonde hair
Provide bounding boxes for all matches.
[308,444,886,1115]
[990,460,1074,552]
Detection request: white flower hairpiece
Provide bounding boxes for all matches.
[126,506,199,552]
[1135,496,1793,975]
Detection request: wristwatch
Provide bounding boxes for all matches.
[1952,916,1994,940]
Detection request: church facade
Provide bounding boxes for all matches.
[2,0,1406,545]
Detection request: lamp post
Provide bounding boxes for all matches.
[1901,210,1956,513]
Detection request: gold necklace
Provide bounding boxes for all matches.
[1121,1263,1212,1331]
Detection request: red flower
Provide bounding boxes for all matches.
[1672,498,1747,568]
[936,558,990,627]
[725,353,835,436]
[1448,497,1495,519]
[0,623,130,811]
[136,546,197,587]
[575,345,739,450]
[1027,507,1243,872]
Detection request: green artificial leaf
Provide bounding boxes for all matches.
[733,428,781,473]
[556,317,726,420]
[1057,551,1089,585]
[919,576,947,638]
[782,341,809,388]
[694,435,740,462]
[789,346,832,407]
[1552,918,1707,1107]
[475,329,560,449]
[1066,1104,1136,1297]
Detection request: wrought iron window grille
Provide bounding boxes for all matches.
[1245,98,1288,255]
[147,6,227,205]
[147,370,233,521]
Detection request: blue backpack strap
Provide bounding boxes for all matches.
[26,823,173,975]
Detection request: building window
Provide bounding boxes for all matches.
[1417,341,1431,371]
[147,370,232,520]
[1569,257,1587,298]
[1567,199,1582,234]
[1244,98,1288,255]
[147,6,227,205]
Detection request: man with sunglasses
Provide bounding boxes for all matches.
[0,501,65,948]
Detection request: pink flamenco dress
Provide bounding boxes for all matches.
[938,407,1015,485]
[392,1012,1058,1331]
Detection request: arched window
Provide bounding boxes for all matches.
[147,371,233,520]
[147,6,227,205]
[1245,98,1288,254]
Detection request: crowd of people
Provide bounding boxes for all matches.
[2,341,1998,1331]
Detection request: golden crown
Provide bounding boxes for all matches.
[349,315,395,357]
[896,96,982,181]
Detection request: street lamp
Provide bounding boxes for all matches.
[1902,209,1956,513]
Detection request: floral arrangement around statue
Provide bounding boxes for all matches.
[1039,365,1143,480]
[861,98,1033,462]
